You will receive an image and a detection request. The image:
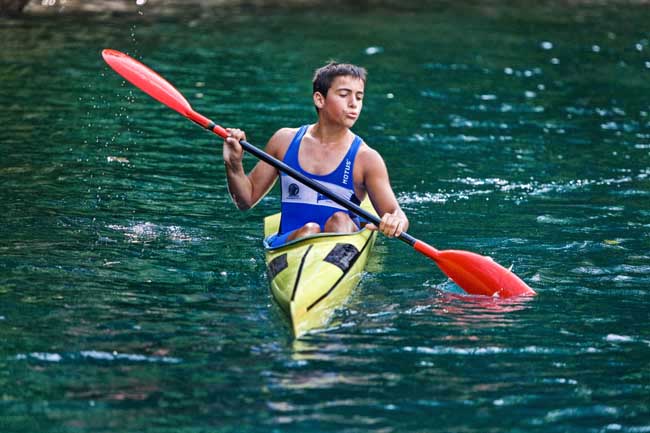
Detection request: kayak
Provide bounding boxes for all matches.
[264,201,378,337]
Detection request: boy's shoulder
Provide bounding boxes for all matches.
[357,139,381,159]
[266,127,301,157]
[356,140,386,170]
[270,127,301,143]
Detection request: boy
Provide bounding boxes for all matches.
[223,62,408,247]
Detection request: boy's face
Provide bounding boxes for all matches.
[315,75,365,127]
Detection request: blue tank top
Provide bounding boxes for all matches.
[279,125,362,234]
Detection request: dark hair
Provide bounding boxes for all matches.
[312,61,367,97]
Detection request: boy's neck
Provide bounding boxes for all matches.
[311,121,350,146]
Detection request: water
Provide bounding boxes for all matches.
[2,3,650,432]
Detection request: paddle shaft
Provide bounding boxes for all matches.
[195,115,531,295]
[187,109,421,248]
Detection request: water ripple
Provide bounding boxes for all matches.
[13,350,182,364]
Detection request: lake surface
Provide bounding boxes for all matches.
[1,3,649,432]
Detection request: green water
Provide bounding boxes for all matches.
[2,3,650,432]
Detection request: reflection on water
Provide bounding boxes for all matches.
[426,291,533,327]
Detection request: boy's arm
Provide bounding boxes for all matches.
[360,147,409,238]
[223,128,291,210]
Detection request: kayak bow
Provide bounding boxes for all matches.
[264,201,378,337]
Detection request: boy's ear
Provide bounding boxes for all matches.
[313,92,325,109]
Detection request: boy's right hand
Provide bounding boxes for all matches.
[223,128,246,168]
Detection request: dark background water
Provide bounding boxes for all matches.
[1,3,649,432]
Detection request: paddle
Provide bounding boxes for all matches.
[101,49,536,298]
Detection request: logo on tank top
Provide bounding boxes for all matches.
[287,183,301,199]
[342,159,352,185]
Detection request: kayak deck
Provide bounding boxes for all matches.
[264,203,377,337]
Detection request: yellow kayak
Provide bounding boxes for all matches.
[264,201,378,337]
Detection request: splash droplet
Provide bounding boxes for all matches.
[364,46,384,55]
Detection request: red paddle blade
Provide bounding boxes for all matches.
[434,250,535,298]
[414,241,535,298]
[101,49,192,116]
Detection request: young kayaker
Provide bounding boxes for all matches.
[222,62,409,247]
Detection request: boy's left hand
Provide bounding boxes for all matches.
[366,211,407,238]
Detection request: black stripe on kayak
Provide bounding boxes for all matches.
[324,243,360,272]
[291,245,313,302]
[267,253,288,280]
[306,235,374,312]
